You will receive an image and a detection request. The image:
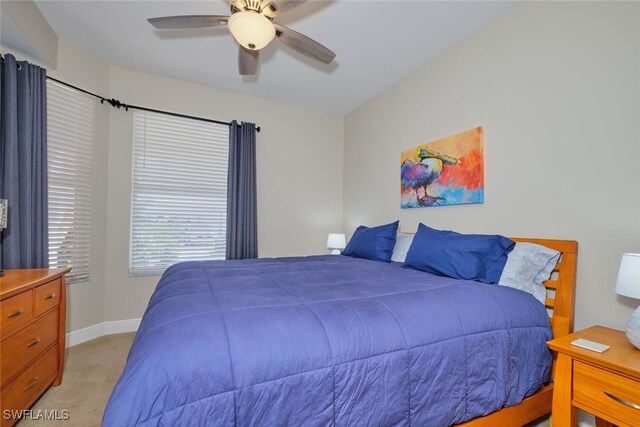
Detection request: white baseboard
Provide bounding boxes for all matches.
[66,318,141,347]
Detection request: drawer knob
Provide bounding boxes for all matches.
[26,337,41,348]
[7,308,24,318]
[43,293,56,300]
[24,377,40,390]
[605,391,640,410]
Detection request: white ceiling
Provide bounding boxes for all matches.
[1,9,45,63]
[32,1,516,115]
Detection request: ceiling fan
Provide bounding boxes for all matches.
[148,0,336,76]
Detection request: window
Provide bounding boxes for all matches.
[130,111,229,275]
[47,80,94,283]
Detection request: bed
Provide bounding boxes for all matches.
[103,237,577,427]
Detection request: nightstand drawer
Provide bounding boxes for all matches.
[34,279,61,317]
[574,360,640,426]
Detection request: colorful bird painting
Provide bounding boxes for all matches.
[400,127,484,208]
[401,148,460,206]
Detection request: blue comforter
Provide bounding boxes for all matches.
[103,255,552,426]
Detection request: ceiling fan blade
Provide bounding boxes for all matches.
[274,24,335,64]
[261,0,306,17]
[148,15,229,30]
[238,46,259,75]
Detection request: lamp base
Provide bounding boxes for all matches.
[330,249,341,255]
[626,305,640,350]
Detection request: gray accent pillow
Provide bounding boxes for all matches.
[391,233,414,263]
[498,242,560,304]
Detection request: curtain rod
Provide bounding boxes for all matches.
[1,55,261,132]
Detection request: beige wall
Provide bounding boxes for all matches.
[344,2,640,331]
[1,0,57,67]
[104,66,344,322]
[2,41,344,331]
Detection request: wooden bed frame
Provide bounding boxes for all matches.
[456,237,578,427]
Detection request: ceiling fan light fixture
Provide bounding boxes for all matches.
[228,11,275,51]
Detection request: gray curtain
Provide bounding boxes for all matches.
[226,120,257,260]
[0,54,49,270]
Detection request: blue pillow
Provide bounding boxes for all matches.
[342,221,399,262]
[403,224,515,283]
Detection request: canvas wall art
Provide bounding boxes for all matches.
[401,127,484,208]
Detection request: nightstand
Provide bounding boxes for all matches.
[547,326,640,427]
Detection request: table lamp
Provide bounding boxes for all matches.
[327,233,346,255]
[615,253,640,349]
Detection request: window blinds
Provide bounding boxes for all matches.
[130,111,229,275]
[47,80,94,283]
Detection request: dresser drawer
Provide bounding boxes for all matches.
[574,360,640,426]
[0,346,58,423]
[0,309,59,386]
[34,279,61,317]
[0,290,33,339]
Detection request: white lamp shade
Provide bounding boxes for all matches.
[228,11,275,50]
[327,233,346,250]
[615,253,640,299]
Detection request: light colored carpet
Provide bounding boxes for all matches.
[20,333,135,427]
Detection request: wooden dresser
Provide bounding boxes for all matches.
[0,268,70,427]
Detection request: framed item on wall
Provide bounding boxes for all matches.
[0,199,6,230]
[401,126,484,208]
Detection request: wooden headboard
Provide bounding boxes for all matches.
[510,238,578,340]
[439,236,577,426]
[399,232,578,340]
